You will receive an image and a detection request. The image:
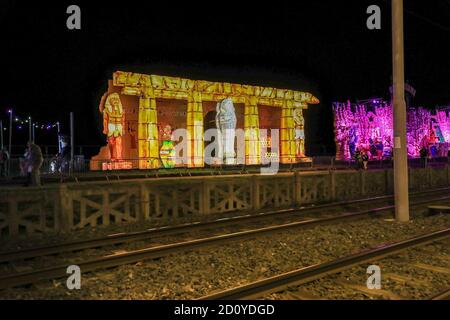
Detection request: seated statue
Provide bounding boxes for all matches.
[101,93,125,160]
[215,98,237,165]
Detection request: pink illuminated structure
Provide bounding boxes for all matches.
[333,101,450,160]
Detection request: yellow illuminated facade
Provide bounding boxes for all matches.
[91,71,319,170]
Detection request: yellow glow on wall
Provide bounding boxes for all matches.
[94,71,319,169]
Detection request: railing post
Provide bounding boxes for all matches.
[202,180,210,215]
[8,198,18,236]
[139,182,150,221]
[330,170,336,201]
[360,170,365,196]
[448,162,450,185]
[427,166,432,188]
[385,168,390,194]
[252,175,260,210]
[408,167,413,190]
[57,184,72,233]
[294,171,301,206]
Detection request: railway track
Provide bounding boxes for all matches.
[0,188,449,291]
[430,288,450,300]
[199,228,450,300]
[1,186,449,264]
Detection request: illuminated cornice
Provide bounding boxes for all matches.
[113,71,319,108]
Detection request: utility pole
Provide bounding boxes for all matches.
[0,120,3,150]
[392,0,409,222]
[57,121,61,154]
[8,109,13,176]
[28,116,32,143]
[70,112,74,172]
[8,110,12,157]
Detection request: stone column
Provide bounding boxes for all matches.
[244,96,261,165]
[294,107,305,158]
[280,100,296,163]
[187,91,204,167]
[138,87,159,169]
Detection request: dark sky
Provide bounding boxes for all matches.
[0,0,449,155]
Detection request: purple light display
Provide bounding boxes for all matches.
[333,101,450,160]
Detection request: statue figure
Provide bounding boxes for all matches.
[216,98,237,165]
[293,108,305,157]
[159,124,176,168]
[101,93,125,160]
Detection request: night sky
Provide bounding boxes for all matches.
[0,0,449,156]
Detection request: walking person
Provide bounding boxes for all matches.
[0,147,10,177]
[26,141,43,186]
[419,146,428,168]
[362,151,369,170]
[353,148,363,170]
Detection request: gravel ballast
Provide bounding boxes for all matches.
[0,210,449,299]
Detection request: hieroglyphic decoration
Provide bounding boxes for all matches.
[113,71,320,106]
[138,87,159,169]
[280,100,296,163]
[187,91,204,167]
[107,71,319,168]
[245,96,261,165]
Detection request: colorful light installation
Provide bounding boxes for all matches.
[333,101,450,160]
[91,71,320,170]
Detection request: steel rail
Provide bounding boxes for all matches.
[1,186,449,264]
[0,195,449,290]
[199,227,450,300]
[0,206,392,290]
[430,288,450,300]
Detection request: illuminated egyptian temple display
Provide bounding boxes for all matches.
[333,100,450,160]
[91,72,319,170]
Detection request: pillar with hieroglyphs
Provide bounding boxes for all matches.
[187,91,204,167]
[244,96,261,165]
[138,87,159,169]
[280,100,296,163]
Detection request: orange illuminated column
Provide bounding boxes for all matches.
[187,91,204,167]
[138,87,159,169]
[294,107,306,158]
[244,96,261,165]
[280,100,296,163]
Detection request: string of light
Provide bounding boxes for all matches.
[3,110,60,131]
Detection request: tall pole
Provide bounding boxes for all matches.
[57,121,61,154]
[0,120,3,150]
[28,116,32,143]
[8,110,12,156]
[8,110,12,176]
[392,0,409,222]
[70,112,74,170]
[32,123,35,143]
